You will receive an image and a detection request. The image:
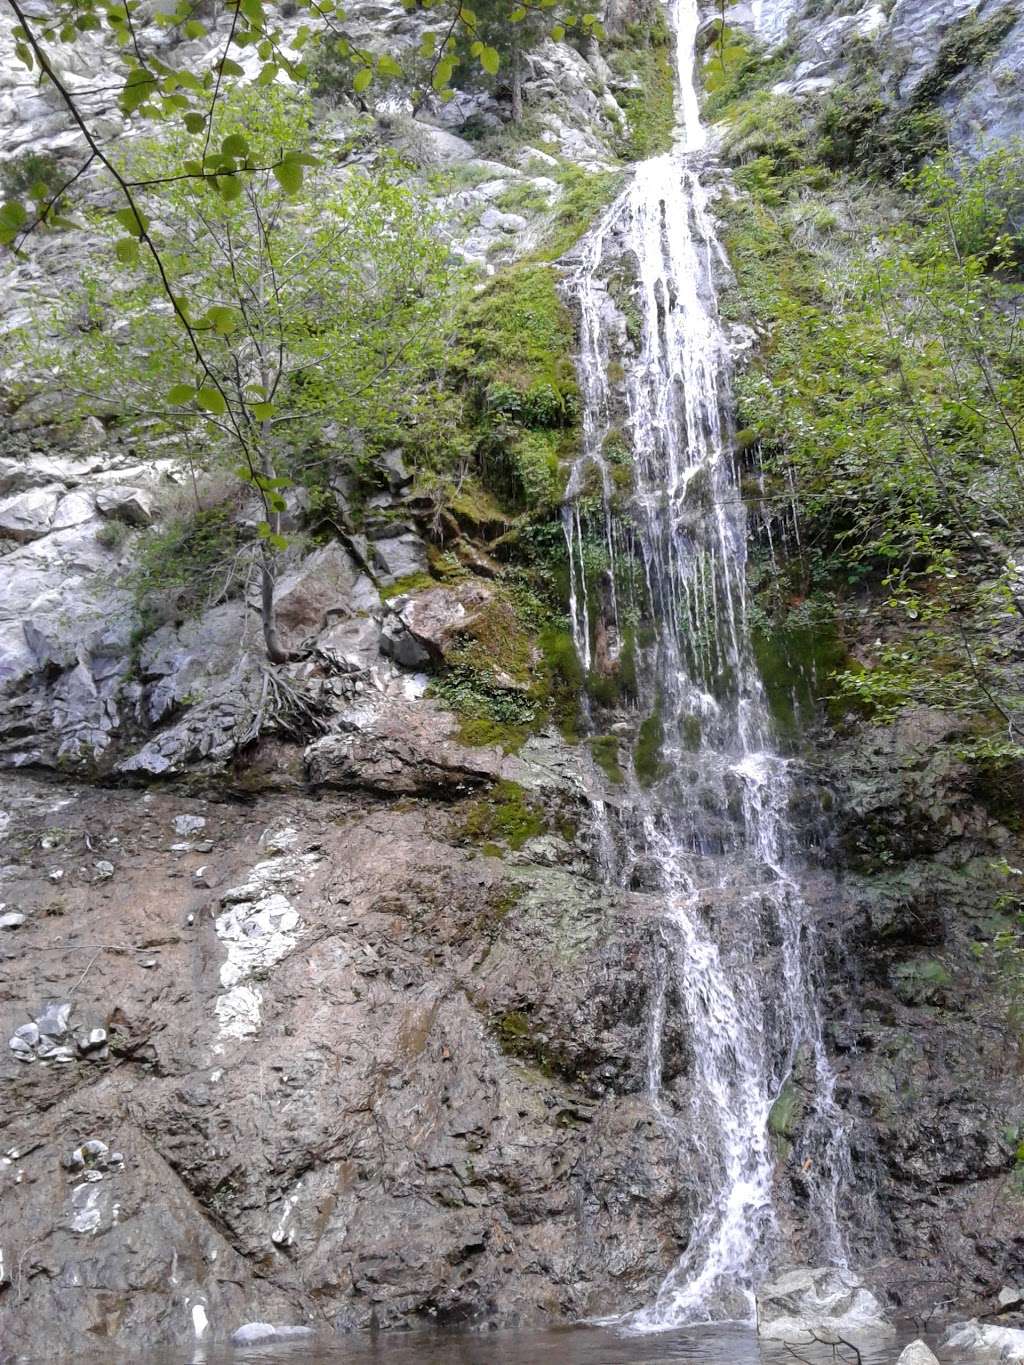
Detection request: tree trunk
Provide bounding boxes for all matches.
[257,407,288,664]
[260,548,289,664]
[511,42,523,123]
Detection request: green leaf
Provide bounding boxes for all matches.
[221,133,249,158]
[167,383,196,404]
[353,65,372,94]
[121,67,157,113]
[183,18,206,37]
[480,45,499,75]
[218,174,244,201]
[272,160,303,195]
[183,111,205,133]
[0,199,28,244]
[196,386,227,415]
[219,57,244,77]
[257,521,288,549]
[550,23,565,39]
[114,205,148,237]
[377,53,402,77]
[207,305,238,333]
[114,236,140,264]
[251,401,275,420]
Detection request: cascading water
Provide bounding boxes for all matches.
[562,0,851,1331]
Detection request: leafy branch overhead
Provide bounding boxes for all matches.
[1,0,604,244]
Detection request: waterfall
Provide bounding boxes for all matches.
[562,0,851,1330]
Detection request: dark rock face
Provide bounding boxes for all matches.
[0,767,691,1355]
[801,707,1024,1322]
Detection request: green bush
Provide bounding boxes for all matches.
[1,150,67,210]
[133,503,243,619]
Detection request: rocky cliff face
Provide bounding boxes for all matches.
[3,0,1024,1356]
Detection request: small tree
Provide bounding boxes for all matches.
[20,88,460,661]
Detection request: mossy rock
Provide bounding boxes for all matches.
[460,780,547,852]
[635,708,667,786]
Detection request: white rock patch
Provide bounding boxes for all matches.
[213,832,321,1042]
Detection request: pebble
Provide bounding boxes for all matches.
[174,814,207,836]
[0,912,26,930]
[75,1027,108,1054]
[93,860,114,880]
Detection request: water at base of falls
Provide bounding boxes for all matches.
[562,0,852,1331]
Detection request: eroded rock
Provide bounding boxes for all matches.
[755,1267,895,1346]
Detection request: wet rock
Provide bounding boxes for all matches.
[230,1323,315,1344]
[896,1343,940,1365]
[755,1267,895,1346]
[943,1320,1024,1361]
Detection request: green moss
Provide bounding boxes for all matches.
[539,627,584,737]
[536,166,624,260]
[680,713,702,751]
[456,715,529,754]
[609,9,676,159]
[494,1008,555,1076]
[751,613,848,744]
[700,25,790,123]
[461,779,546,851]
[380,570,438,600]
[461,263,579,423]
[768,1079,800,1138]
[635,707,666,786]
[590,734,625,784]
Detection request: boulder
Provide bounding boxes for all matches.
[0,487,60,542]
[378,448,412,493]
[1000,1286,1024,1313]
[273,543,380,651]
[371,533,429,584]
[896,1342,941,1365]
[95,485,154,525]
[756,1267,895,1347]
[392,582,494,665]
[943,1321,1024,1362]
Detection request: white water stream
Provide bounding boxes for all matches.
[562,0,851,1330]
